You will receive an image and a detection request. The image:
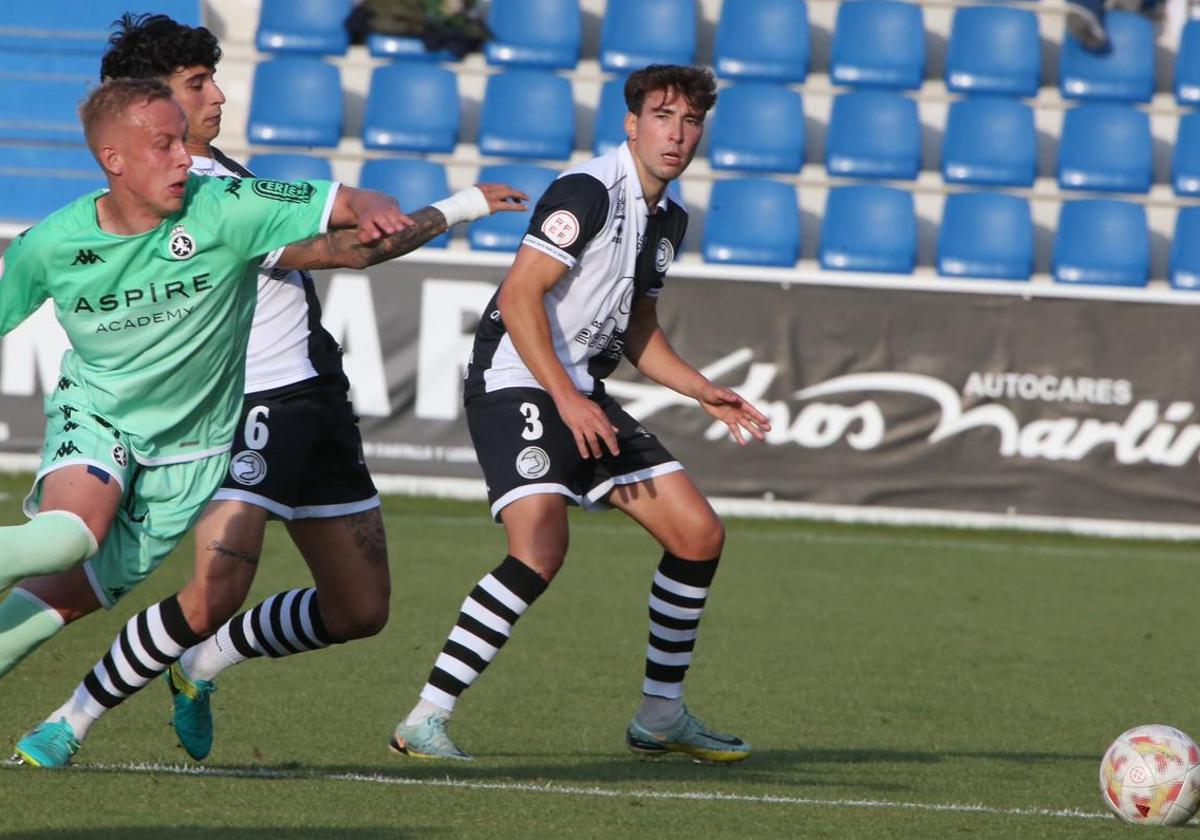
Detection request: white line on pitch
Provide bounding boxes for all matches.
[385,511,1195,564]
[69,762,1110,821]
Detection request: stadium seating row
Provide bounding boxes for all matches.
[251,0,1189,106]
[239,154,1194,290]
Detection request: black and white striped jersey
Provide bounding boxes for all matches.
[464,143,688,400]
[191,149,345,394]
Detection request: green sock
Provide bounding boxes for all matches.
[0,511,97,592]
[0,588,65,678]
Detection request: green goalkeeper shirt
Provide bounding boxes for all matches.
[0,174,338,465]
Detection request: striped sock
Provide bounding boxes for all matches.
[183,588,337,682]
[413,555,547,718]
[642,552,720,702]
[53,595,202,739]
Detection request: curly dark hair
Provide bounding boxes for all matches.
[99,12,222,82]
[624,64,717,117]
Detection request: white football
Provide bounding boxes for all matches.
[1099,724,1200,826]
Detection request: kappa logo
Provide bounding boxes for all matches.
[72,249,105,266]
[168,225,196,260]
[111,445,128,468]
[541,210,580,248]
[252,179,316,204]
[54,441,82,460]
[59,405,77,421]
[229,450,268,486]
[57,376,74,390]
[223,176,242,199]
[62,421,79,433]
[654,238,674,273]
[515,445,550,479]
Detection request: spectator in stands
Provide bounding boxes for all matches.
[348,0,489,57]
[1067,0,1166,52]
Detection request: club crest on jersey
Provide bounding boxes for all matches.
[655,238,674,273]
[541,210,580,247]
[168,225,196,260]
[515,446,550,479]
[111,445,128,468]
[229,450,268,486]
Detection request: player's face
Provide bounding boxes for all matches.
[165,65,225,154]
[115,98,194,216]
[625,86,705,188]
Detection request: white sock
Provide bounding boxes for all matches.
[636,696,683,731]
[48,684,104,740]
[404,698,450,726]
[179,624,245,682]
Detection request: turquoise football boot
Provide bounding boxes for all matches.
[163,661,216,761]
[389,713,472,761]
[625,705,751,763]
[11,718,80,768]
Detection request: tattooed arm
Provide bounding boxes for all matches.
[273,183,529,272]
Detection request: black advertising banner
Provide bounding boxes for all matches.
[3,242,1200,529]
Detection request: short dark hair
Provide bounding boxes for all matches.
[100,13,222,82]
[80,77,176,152]
[624,65,717,117]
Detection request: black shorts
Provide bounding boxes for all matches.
[213,376,379,520]
[466,387,682,520]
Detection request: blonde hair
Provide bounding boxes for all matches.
[79,77,175,154]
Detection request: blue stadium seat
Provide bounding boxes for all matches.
[1171,207,1200,289]
[1057,104,1151,193]
[702,178,800,267]
[600,0,696,72]
[246,153,333,182]
[0,77,94,143]
[478,70,574,160]
[945,6,1040,97]
[0,50,97,81]
[830,0,925,90]
[1169,207,1200,290]
[0,1,200,52]
[469,164,558,251]
[713,0,810,83]
[363,63,459,153]
[937,193,1033,280]
[592,76,629,156]
[941,97,1035,187]
[709,84,804,173]
[825,91,919,180]
[1052,199,1148,286]
[1173,112,1200,196]
[1177,21,1200,104]
[367,34,455,61]
[257,0,351,55]
[485,0,581,69]
[820,185,916,273]
[247,58,342,148]
[1060,11,1154,102]
[0,144,104,222]
[360,158,452,248]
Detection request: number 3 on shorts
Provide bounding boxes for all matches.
[243,405,270,450]
[519,402,543,441]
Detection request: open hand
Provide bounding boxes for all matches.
[697,384,770,445]
[476,183,529,214]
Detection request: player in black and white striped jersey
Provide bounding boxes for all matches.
[392,65,770,764]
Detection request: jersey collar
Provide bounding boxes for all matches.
[188,153,216,174]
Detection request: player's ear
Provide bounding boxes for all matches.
[624,110,637,141]
[98,144,123,177]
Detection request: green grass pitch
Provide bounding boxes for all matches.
[1,470,1197,838]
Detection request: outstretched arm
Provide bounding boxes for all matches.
[274,184,528,271]
[624,296,770,445]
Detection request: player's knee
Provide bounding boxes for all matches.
[323,597,389,641]
[676,512,725,560]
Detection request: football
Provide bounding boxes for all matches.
[1099,724,1200,826]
